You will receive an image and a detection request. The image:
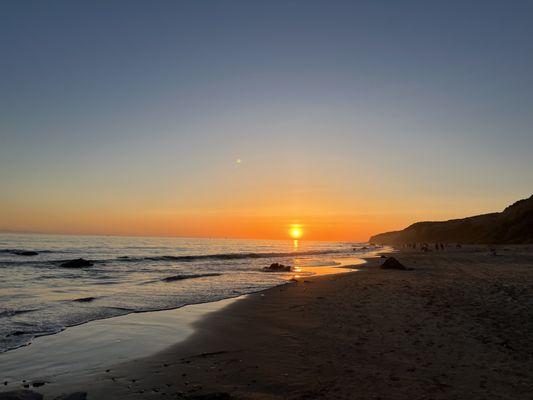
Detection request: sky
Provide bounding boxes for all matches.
[1,0,532,241]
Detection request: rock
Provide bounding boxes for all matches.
[0,390,43,400]
[12,251,38,256]
[380,257,409,270]
[263,263,292,272]
[59,259,93,268]
[54,392,87,400]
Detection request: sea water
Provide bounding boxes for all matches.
[0,233,378,352]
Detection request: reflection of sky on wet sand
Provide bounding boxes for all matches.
[286,256,367,279]
[284,247,392,280]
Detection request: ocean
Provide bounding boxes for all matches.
[0,233,379,353]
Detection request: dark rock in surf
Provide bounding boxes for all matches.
[59,258,93,268]
[0,390,43,400]
[263,263,292,272]
[380,257,409,270]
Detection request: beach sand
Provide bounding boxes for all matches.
[4,246,533,399]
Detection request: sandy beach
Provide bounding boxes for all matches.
[7,246,531,399]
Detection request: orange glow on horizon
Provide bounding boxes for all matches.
[2,193,499,242]
[0,207,427,242]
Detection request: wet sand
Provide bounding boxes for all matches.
[5,246,533,399]
[0,297,240,393]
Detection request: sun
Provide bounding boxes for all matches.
[289,225,303,239]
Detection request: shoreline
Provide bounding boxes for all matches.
[0,251,387,398]
[0,243,381,355]
[0,297,241,392]
[36,244,533,400]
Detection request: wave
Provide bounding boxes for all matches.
[0,258,99,267]
[0,248,55,254]
[0,247,370,268]
[6,326,63,338]
[118,249,351,263]
[72,296,97,302]
[0,249,39,256]
[0,309,38,318]
[161,273,222,282]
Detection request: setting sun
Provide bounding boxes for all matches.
[289,225,303,239]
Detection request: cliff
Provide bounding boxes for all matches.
[369,195,533,245]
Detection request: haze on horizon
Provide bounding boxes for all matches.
[1,1,532,242]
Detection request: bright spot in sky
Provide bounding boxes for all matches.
[289,225,303,239]
[236,158,242,164]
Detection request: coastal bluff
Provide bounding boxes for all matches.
[370,194,533,245]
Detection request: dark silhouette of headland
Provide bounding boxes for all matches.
[370,194,533,245]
